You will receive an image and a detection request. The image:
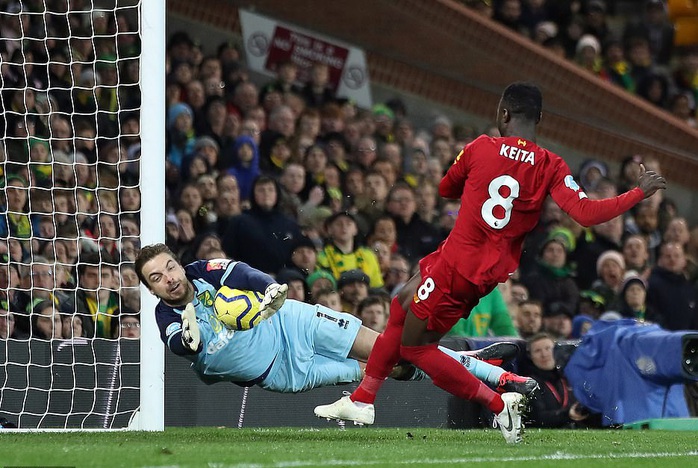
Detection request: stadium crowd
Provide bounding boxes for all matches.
[0,2,697,358]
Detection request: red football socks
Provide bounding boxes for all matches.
[401,343,504,414]
[351,297,406,405]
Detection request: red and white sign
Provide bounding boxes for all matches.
[239,9,372,108]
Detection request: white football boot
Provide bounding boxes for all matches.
[495,392,525,444]
[314,393,375,425]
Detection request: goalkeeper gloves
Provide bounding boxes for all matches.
[259,283,288,320]
[181,303,201,352]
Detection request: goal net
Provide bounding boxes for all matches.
[0,0,164,429]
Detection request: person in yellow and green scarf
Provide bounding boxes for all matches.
[318,211,384,289]
[28,138,53,186]
[0,175,33,239]
[59,251,121,338]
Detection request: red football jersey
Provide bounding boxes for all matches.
[438,135,643,285]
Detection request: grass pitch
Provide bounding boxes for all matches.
[1,427,697,467]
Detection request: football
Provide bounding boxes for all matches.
[213,286,265,330]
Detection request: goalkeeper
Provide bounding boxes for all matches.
[135,243,536,394]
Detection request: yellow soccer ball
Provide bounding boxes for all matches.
[213,286,265,330]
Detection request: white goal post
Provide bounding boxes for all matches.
[0,0,165,430]
[136,0,165,432]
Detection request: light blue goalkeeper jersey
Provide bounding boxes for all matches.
[154,259,362,392]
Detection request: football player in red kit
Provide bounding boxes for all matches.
[315,82,666,443]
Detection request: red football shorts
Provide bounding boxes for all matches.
[410,250,495,334]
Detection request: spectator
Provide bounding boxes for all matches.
[663,217,691,250]
[166,102,196,170]
[626,200,662,263]
[317,211,384,289]
[623,0,675,67]
[15,257,61,332]
[227,135,261,204]
[31,300,63,340]
[522,230,579,315]
[600,39,634,92]
[542,302,574,339]
[0,175,33,239]
[516,299,544,339]
[575,34,603,75]
[370,240,392,281]
[385,182,441,264]
[366,215,398,255]
[0,299,23,339]
[119,263,141,314]
[571,216,623,289]
[314,287,342,312]
[60,252,120,338]
[627,36,656,92]
[583,0,611,46]
[356,171,389,228]
[114,314,140,339]
[383,253,411,297]
[262,59,302,98]
[354,136,379,171]
[524,332,595,428]
[622,234,652,281]
[222,175,303,276]
[278,162,306,219]
[306,269,337,302]
[276,268,308,302]
[647,242,698,330]
[61,313,85,339]
[618,274,653,321]
[415,181,439,225]
[577,289,606,320]
[591,249,626,311]
[337,269,371,315]
[287,235,319,277]
[493,0,526,34]
[636,72,671,109]
[357,295,390,333]
[301,62,336,108]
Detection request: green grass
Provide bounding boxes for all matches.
[1,427,697,467]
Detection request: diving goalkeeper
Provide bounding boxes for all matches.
[135,243,536,394]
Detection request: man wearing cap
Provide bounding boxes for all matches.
[306,270,337,301]
[287,235,319,277]
[191,136,220,170]
[591,249,626,311]
[337,269,370,315]
[521,229,580,316]
[318,211,384,289]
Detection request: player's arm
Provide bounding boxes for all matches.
[439,145,471,199]
[550,164,665,227]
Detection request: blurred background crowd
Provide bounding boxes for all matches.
[0,0,696,357]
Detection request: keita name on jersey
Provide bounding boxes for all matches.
[499,143,535,165]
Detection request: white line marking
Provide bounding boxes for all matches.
[226,451,698,468]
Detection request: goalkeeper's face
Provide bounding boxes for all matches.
[142,253,194,306]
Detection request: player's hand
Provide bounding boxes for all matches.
[181,303,200,352]
[259,283,288,320]
[637,163,666,199]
